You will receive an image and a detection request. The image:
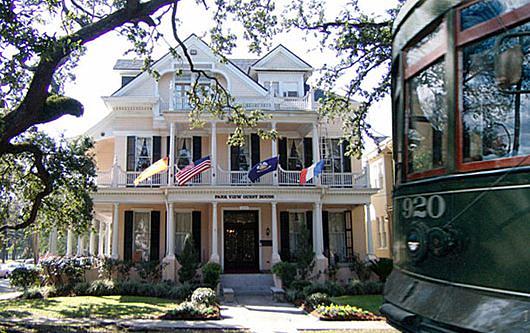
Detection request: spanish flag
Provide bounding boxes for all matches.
[133,157,169,186]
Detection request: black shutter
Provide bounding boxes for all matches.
[279,138,287,170]
[150,211,160,261]
[304,138,313,168]
[280,212,290,261]
[345,211,353,261]
[305,210,313,250]
[126,136,136,171]
[193,136,202,161]
[124,211,133,261]
[166,136,170,157]
[322,210,330,258]
[251,133,260,167]
[230,145,240,170]
[153,136,161,163]
[192,211,202,262]
[342,141,352,172]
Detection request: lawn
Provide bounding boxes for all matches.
[330,295,384,314]
[0,295,177,320]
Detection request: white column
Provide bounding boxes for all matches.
[313,202,325,259]
[89,220,97,256]
[166,202,175,258]
[211,122,217,185]
[271,202,281,264]
[271,122,278,186]
[169,78,175,110]
[98,220,105,257]
[48,227,58,256]
[111,203,119,259]
[312,123,321,186]
[169,123,176,186]
[210,202,220,263]
[111,154,119,187]
[77,235,85,256]
[365,204,374,255]
[105,221,111,256]
[66,229,74,256]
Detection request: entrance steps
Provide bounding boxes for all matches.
[220,273,274,296]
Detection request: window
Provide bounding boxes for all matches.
[321,138,346,173]
[461,22,530,165]
[460,0,528,31]
[328,212,347,263]
[133,212,150,262]
[288,212,307,258]
[135,137,152,172]
[175,212,192,256]
[176,138,192,169]
[282,82,299,97]
[232,135,251,171]
[175,84,191,109]
[287,138,304,171]
[264,81,280,97]
[378,217,388,249]
[406,60,448,175]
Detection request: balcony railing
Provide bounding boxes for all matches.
[96,165,370,189]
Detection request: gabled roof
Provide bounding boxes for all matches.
[251,44,313,70]
[113,59,144,70]
[230,58,258,74]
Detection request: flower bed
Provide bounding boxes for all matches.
[158,302,220,320]
[312,304,381,321]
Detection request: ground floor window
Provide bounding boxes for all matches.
[133,212,151,262]
[325,210,353,264]
[175,212,192,256]
[377,217,388,249]
[288,212,307,258]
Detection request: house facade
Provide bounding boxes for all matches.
[57,35,377,282]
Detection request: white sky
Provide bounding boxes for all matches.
[41,0,398,147]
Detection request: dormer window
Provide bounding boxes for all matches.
[173,73,212,110]
[283,82,299,97]
[264,81,280,97]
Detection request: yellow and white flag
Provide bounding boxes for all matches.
[133,157,169,186]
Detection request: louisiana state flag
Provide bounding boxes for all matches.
[248,156,279,182]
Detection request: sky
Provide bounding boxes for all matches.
[41,0,398,148]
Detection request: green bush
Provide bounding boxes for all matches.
[350,254,372,282]
[313,304,379,321]
[136,260,165,282]
[271,262,297,288]
[169,283,194,301]
[161,301,218,320]
[22,286,57,299]
[302,281,345,297]
[305,292,331,310]
[202,262,221,288]
[368,258,393,282]
[73,282,90,295]
[88,279,116,296]
[345,280,384,295]
[41,257,93,287]
[191,287,216,306]
[290,280,312,291]
[285,289,304,303]
[9,266,41,290]
[178,235,198,284]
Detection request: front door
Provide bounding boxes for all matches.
[224,210,259,273]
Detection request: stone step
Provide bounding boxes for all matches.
[220,274,274,296]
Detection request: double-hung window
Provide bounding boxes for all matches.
[288,212,307,258]
[176,138,192,170]
[320,138,346,173]
[328,212,347,263]
[135,137,152,172]
[287,138,304,171]
[175,212,192,256]
[133,212,151,262]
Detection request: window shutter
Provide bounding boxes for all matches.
[322,210,330,258]
[303,138,313,168]
[279,138,287,170]
[305,211,313,250]
[150,211,160,261]
[126,136,136,171]
[124,211,134,261]
[280,212,290,261]
[166,136,170,157]
[193,136,202,161]
[230,145,240,171]
[251,133,260,167]
[153,136,161,163]
[345,211,353,260]
[342,141,352,172]
[192,211,202,262]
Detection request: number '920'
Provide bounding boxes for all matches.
[401,195,446,219]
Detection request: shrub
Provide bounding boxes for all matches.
[168,283,194,301]
[73,282,90,296]
[9,266,41,290]
[368,258,393,282]
[178,235,198,284]
[285,289,304,303]
[41,256,93,287]
[293,223,315,280]
[191,287,216,306]
[136,260,165,282]
[160,301,219,320]
[88,279,116,296]
[271,262,297,288]
[22,286,57,299]
[202,262,221,288]
[290,280,312,291]
[305,292,331,310]
[350,254,372,282]
[345,280,384,295]
[313,304,380,321]
[302,281,345,297]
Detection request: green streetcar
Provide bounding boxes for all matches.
[382,0,530,332]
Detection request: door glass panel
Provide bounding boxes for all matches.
[133,212,150,262]
[175,212,192,256]
[328,212,347,263]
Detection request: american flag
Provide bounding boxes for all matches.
[176,156,211,186]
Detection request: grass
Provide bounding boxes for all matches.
[330,295,384,314]
[0,295,177,320]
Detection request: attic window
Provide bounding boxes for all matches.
[121,76,135,87]
[190,49,197,55]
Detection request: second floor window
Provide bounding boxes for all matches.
[136,137,152,172]
[321,138,351,173]
[176,138,192,169]
[175,84,191,109]
[287,139,304,171]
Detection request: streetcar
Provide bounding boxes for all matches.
[382,0,530,332]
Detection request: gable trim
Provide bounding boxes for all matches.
[251,44,313,70]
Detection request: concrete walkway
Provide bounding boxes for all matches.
[0,279,20,300]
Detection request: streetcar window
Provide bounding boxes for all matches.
[406,60,448,174]
[461,0,529,31]
[462,22,530,163]
[406,21,446,68]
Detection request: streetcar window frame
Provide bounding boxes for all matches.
[455,2,530,172]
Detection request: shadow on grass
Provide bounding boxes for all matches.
[58,302,167,319]
[0,310,32,319]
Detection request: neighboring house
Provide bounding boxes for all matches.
[50,35,377,282]
[366,137,393,259]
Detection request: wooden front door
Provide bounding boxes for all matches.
[224,210,259,273]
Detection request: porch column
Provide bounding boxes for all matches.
[211,122,217,185]
[312,123,321,185]
[313,201,328,278]
[169,123,176,186]
[105,221,111,256]
[48,227,58,256]
[209,202,220,263]
[98,220,105,257]
[111,155,119,187]
[89,220,97,256]
[77,235,85,256]
[271,122,278,185]
[271,202,281,264]
[365,204,374,255]
[66,229,75,256]
[111,203,119,259]
[166,202,175,258]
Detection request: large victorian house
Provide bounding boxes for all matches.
[67,35,376,283]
